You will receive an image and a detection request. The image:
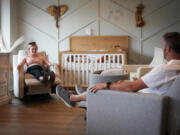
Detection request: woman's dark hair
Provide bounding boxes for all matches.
[163,32,180,54]
[28,42,37,46]
[27,42,37,50]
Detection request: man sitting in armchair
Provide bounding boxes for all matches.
[56,32,180,107]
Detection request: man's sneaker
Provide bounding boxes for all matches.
[75,84,85,95]
[56,85,75,108]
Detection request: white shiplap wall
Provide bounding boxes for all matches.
[17,0,180,64]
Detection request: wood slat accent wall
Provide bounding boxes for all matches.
[69,36,129,52]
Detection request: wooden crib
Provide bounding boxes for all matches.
[59,36,128,88]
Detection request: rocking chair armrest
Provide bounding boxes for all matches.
[49,64,61,79]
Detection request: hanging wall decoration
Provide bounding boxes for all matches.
[135,3,145,27]
[47,5,68,28]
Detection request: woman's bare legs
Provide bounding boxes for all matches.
[70,92,87,102]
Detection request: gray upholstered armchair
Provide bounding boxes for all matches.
[13,50,61,98]
[87,75,180,135]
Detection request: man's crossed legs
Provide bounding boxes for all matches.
[55,80,125,107]
[56,85,87,107]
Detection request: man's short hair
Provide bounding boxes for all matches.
[163,32,180,54]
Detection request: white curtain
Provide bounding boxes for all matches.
[0,32,8,52]
[0,32,24,52]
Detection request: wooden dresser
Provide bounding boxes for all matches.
[0,53,10,106]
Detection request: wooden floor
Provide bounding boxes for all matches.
[0,94,86,135]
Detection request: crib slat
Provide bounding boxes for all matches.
[77,55,80,85]
[69,54,72,86]
[122,53,127,65]
[116,54,119,67]
[91,56,94,73]
[104,55,106,70]
[99,55,102,70]
[82,55,85,85]
[73,54,76,85]
[86,55,89,85]
[61,54,64,84]
[65,55,68,86]
[108,55,111,69]
[113,54,116,68]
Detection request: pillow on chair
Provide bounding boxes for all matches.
[101,68,128,76]
[38,51,48,60]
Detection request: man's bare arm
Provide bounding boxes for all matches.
[110,79,148,92]
[89,79,148,93]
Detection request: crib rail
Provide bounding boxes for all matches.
[60,52,127,87]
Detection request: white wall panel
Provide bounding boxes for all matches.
[26,0,58,11]
[73,20,99,36]
[59,38,69,52]
[60,0,89,19]
[19,20,58,63]
[18,0,58,39]
[112,0,141,12]
[11,0,19,45]
[142,0,171,16]
[100,19,141,63]
[101,0,141,38]
[59,21,99,51]
[142,21,180,63]
[59,0,98,40]
[142,0,180,40]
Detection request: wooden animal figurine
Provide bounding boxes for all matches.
[47,5,68,28]
[135,3,145,27]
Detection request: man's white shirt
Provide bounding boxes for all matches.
[139,59,180,95]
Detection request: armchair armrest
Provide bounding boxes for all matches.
[87,90,168,135]
[136,66,153,78]
[13,55,24,98]
[121,64,149,73]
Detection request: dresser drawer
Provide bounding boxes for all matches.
[0,55,9,70]
[0,72,8,84]
[0,53,10,106]
[0,72,8,98]
[0,84,8,97]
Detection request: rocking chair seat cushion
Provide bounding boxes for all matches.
[25,77,61,86]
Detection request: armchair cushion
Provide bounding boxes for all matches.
[25,73,34,79]
[25,78,43,86]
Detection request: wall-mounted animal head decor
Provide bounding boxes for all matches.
[135,3,145,27]
[47,5,68,28]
